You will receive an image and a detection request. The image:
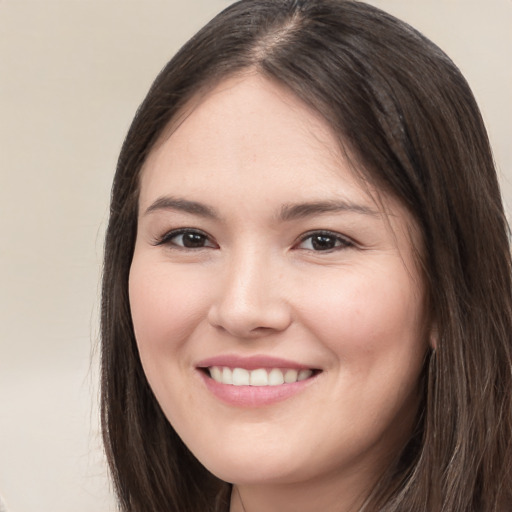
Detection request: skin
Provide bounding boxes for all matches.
[129,74,430,512]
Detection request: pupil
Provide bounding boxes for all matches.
[183,232,205,248]
[312,235,335,250]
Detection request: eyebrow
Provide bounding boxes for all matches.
[278,200,379,221]
[144,196,220,219]
[143,196,378,221]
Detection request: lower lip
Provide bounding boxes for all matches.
[198,370,318,407]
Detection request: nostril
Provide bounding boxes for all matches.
[207,300,292,338]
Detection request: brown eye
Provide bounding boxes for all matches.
[158,229,216,249]
[298,231,353,251]
[178,232,209,248]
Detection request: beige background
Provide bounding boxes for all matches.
[0,1,510,511]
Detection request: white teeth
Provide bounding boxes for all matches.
[208,366,315,386]
[250,368,268,386]
[298,369,313,381]
[268,368,285,386]
[284,369,298,383]
[232,368,250,386]
[210,366,222,382]
[222,367,233,385]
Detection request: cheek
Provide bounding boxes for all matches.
[128,257,211,366]
[128,256,214,429]
[293,266,427,456]
[297,263,426,368]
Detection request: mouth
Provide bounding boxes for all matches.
[196,354,323,407]
[203,366,318,386]
[195,355,321,406]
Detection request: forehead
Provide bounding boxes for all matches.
[140,74,415,233]
[142,74,363,200]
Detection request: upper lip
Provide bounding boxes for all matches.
[196,354,318,371]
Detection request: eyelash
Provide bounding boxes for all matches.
[154,228,354,252]
[154,228,217,249]
[296,230,354,252]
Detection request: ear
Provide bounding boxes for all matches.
[429,323,438,350]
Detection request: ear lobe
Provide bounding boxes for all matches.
[429,323,438,350]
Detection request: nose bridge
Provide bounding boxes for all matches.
[208,244,291,337]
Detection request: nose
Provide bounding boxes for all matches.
[207,248,292,339]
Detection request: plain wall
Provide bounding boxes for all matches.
[0,1,510,511]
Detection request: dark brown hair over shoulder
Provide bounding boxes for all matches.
[101,1,512,510]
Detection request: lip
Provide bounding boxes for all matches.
[196,354,315,371]
[196,354,321,407]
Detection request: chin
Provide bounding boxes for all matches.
[191,440,307,485]
[206,460,303,486]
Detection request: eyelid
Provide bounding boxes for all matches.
[294,229,355,250]
[153,227,217,248]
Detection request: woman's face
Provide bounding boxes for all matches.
[129,74,428,493]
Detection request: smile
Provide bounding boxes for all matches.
[208,366,314,386]
[196,356,321,407]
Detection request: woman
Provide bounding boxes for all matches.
[101,1,512,510]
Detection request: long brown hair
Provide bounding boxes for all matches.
[101,1,512,510]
